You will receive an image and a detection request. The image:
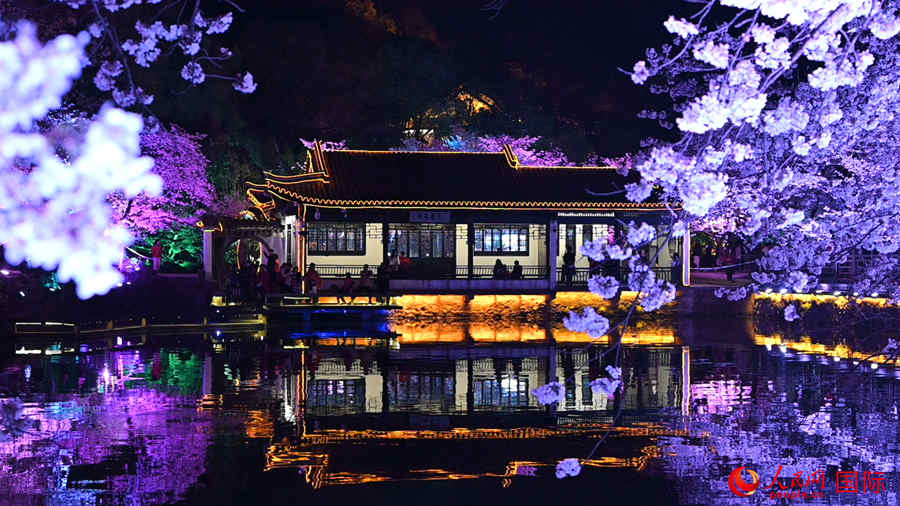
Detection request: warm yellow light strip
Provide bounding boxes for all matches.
[328,149,502,155]
[246,188,276,220]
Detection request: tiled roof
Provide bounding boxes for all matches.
[250,142,666,211]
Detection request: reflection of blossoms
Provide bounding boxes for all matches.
[784,304,800,322]
[532,382,565,406]
[591,366,622,399]
[555,458,582,479]
[0,398,29,442]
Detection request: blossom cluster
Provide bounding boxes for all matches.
[55,0,256,103]
[624,0,900,316]
[0,22,160,299]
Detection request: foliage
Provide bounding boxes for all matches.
[132,225,203,271]
[109,126,215,235]
[397,130,593,165]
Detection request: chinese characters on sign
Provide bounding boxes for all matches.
[409,211,451,223]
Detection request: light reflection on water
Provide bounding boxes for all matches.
[1,317,899,505]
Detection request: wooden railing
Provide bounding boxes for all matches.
[304,263,673,285]
[556,267,672,287]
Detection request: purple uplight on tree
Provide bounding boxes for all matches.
[109,126,216,235]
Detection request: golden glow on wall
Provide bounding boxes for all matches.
[469,294,548,311]
[392,295,468,316]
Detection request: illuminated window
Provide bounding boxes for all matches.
[307,223,365,255]
[474,375,529,407]
[474,225,529,255]
[388,224,455,258]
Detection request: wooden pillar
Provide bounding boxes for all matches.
[682,224,692,287]
[382,222,390,264]
[466,222,474,280]
[548,219,558,290]
[297,206,306,272]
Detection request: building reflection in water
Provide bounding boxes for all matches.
[4,316,900,502]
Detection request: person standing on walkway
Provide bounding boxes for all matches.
[562,248,576,287]
[671,252,682,288]
[151,241,162,272]
[304,263,322,304]
[266,251,278,293]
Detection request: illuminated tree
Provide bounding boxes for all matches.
[622,0,900,303]
[109,126,215,235]
[505,3,900,472]
[0,1,255,298]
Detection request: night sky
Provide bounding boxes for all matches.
[154,0,683,162]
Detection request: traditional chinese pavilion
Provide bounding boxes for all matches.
[199,141,690,292]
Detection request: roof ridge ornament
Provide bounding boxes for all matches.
[503,144,521,168]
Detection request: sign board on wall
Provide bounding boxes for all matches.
[557,212,615,218]
[410,211,451,223]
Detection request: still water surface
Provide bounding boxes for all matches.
[1,317,899,505]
